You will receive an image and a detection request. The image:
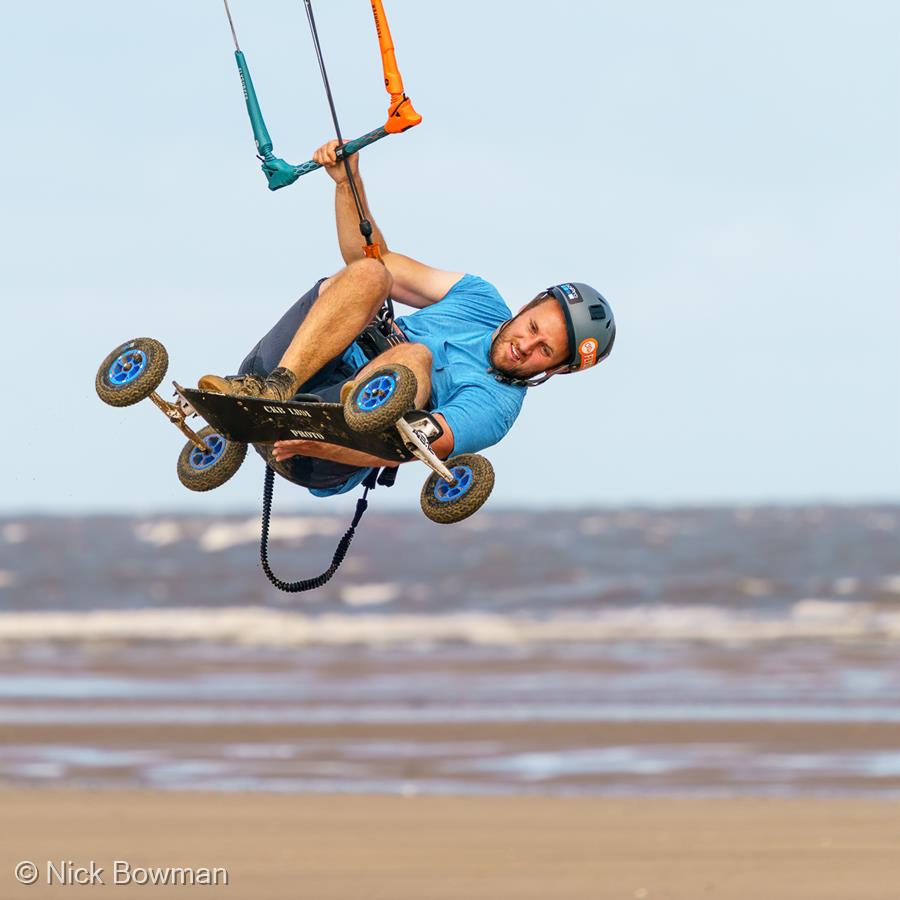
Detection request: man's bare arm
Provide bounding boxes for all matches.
[272,439,398,469]
[382,252,463,309]
[312,141,463,308]
[272,413,454,467]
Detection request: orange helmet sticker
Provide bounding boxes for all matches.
[578,337,599,369]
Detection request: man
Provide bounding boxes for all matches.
[199,140,616,496]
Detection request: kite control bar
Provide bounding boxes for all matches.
[224,0,421,192]
[232,51,391,190]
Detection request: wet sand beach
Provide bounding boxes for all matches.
[4,717,900,796]
[2,638,899,796]
[2,789,898,900]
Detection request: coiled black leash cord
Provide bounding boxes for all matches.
[259,465,394,593]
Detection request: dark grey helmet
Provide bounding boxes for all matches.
[486,281,616,388]
[547,282,616,373]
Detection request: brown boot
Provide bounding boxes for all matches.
[198,367,296,402]
[197,373,265,396]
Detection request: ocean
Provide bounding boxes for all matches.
[1,505,898,797]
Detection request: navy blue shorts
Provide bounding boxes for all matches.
[237,278,368,491]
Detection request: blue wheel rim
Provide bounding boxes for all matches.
[433,465,474,502]
[107,348,148,386]
[189,434,227,471]
[356,374,397,411]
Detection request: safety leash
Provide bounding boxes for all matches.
[259,465,394,593]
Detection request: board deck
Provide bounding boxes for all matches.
[177,386,421,462]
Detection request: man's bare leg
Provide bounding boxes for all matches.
[351,341,433,409]
[200,259,392,399]
[278,259,393,388]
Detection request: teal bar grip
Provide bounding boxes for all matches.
[229,50,394,191]
[262,126,389,191]
[234,50,273,157]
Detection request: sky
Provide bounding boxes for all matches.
[1,0,898,513]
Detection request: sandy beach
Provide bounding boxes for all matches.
[0,789,897,899]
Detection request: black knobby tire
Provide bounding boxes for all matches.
[344,364,417,433]
[177,426,247,492]
[95,337,169,407]
[420,454,494,524]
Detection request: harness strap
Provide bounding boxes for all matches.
[356,312,407,359]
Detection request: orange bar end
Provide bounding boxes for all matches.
[385,95,422,134]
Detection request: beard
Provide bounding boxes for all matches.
[488,319,519,377]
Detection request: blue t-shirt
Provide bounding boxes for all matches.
[312,274,525,497]
[396,274,526,455]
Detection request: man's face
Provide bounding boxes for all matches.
[489,296,570,379]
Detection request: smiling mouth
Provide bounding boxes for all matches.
[509,343,522,364]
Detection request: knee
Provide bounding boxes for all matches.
[393,341,432,370]
[406,342,432,366]
[374,341,432,377]
[345,258,393,297]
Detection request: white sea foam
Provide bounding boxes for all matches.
[833,577,861,595]
[878,575,900,595]
[340,583,399,607]
[133,516,343,551]
[737,577,773,597]
[134,520,183,546]
[1,601,899,647]
[200,517,341,552]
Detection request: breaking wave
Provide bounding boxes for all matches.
[2,600,900,647]
[133,516,342,552]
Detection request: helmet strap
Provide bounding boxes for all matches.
[486,365,568,388]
